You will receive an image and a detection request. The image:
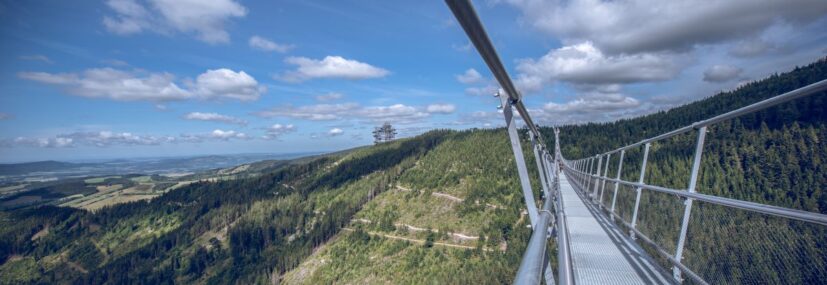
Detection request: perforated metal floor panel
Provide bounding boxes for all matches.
[558,174,673,285]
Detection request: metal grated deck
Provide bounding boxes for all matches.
[558,173,673,285]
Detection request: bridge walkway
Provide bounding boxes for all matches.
[559,173,673,285]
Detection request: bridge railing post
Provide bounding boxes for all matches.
[497,90,539,226]
[610,150,626,220]
[529,132,551,201]
[599,153,612,208]
[673,126,707,282]
[591,155,603,201]
[630,142,651,238]
[584,157,593,192]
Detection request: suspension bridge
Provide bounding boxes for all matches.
[446,0,827,284]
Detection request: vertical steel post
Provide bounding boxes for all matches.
[610,150,626,218]
[630,143,651,238]
[584,157,593,192]
[673,126,707,281]
[599,153,612,207]
[498,91,539,226]
[530,132,550,200]
[592,155,603,200]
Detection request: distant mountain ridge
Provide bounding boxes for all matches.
[0,160,88,176]
[0,153,321,182]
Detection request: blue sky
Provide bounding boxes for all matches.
[1,0,826,163]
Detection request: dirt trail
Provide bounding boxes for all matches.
[395,185,503,209]
[341,228,490,251]
[351,219,480,241]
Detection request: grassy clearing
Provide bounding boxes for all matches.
[82,194,157,211]
[95,184,123,192]
[129,176,152,183]
[0,184,27,194]
[84,176,121,184]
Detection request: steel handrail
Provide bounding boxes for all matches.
[564,162,827,226]
[445,0,543,147]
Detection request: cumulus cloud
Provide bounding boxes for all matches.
[184,112,246,125]
[255,103,360,121]
[502,0,827,54]
[426,104,456,114]
[210,129,248,140]
[456,68,483,84]
[103,0,247,44]
[255,103,435,124]
[360,104,429,124]
[543,93,640,114]
[527,92,668,125]
[277,56,390,82]
[8,131,174,148]
[315,92,343,102]
[515,42,682,89]
[19,55,53,64]
[703,64,743,82]
[328,128,344,136]
[19,67,264,102]
[2,128,258,148]
[262,124,295,140]
[249,35,293,53]
[192,69,264,101]
[465,84,499,96]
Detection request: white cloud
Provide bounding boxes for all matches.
[102,0,247,44]
[19,67,264,102]
[262,124,295,140]
[192,69,264,101]
[464,84,499,96]
[19,55,53,64]
[210,129,248,140]
[515,42,682,89]
[249,35,293,53]
[3,128,260,148]
[456,68,483,84]
[256,103,433,124]
[19,68,190,101]
[502,0,827,55]
[277,56,390,82]
[184,112,246,125]
[0,113,11,120]
[255,103,360,121]
[703,64,743,82]
[426,104,456,114]
[9,131,174,148]
[543,93,640,114]
[360,104,429,124]
[328,128,344,136]
[315,92,343,102]
[527,92,666,125]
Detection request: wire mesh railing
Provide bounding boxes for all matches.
[562,78,827,284]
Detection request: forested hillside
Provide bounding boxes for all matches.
[0,57,824,284]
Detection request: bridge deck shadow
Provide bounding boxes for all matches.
[559,173,675,285]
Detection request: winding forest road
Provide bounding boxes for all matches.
[341,228,490,251]
[395,185,503,209]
